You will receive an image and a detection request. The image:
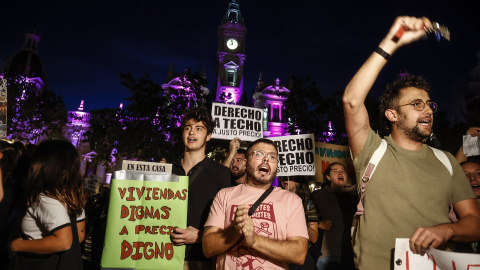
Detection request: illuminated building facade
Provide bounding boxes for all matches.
[214,0,247,105]
[65,100,91,153]
[253,77,291,137]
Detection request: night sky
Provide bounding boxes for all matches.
[1,0,479,114]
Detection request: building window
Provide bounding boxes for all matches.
[226,69,237,86]
[272,104,280,122]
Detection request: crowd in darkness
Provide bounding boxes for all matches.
[1,15,480,270]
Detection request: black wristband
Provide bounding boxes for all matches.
[374,47,391,60]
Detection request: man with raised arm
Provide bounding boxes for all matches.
[223,137,248,185]
[343,16,480,269]
[202,138,308,269]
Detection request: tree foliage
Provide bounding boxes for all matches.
[4,72,67,142]
[85,69,211,167]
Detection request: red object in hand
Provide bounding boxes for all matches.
[393,27,406,42]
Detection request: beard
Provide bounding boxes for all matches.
[231,167,246,180]
[396,115,431,142]
[246,164,276,185]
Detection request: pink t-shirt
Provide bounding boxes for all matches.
[204,184,309,270]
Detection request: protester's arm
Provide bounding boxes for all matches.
[222,138,241,167]
[78,220,86,243]
[409,198,480,255]
[171,226,203,246]
[242,221,308,265]
[318,219,333,231]
[202,202,246,257]
[307,222,318,243]
[455,127,480,163]
[10,226,74,254]
[202,225,243,258]
[343,16,431,158]
[236,204,308,265]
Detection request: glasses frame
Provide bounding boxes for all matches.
[247,150,278,163]
[398,99,437,113]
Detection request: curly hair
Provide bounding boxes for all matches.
[23,140,86,217]
[181,105,215,135]
[379,74,430,133]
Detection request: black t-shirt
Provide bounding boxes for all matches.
[311,187,357,258]
[172,156,232,261]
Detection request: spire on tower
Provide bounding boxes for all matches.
[224,0,243,24]
[201,64,206,80]
[78,100,84,111]
[167,62,174,81]
[255,71,265,92]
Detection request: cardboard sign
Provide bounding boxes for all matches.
[211,103,263,141]
[121,160,172,173]
[84,175,101,194]
[270,134,315,176]
[101,171,188,270]
[314,142,354,184]
[394,238,480,270]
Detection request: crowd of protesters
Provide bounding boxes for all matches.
[1,15,480,270]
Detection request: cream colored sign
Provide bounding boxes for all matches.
[314,142,353,183]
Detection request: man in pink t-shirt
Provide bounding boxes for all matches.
[203,138,309,270]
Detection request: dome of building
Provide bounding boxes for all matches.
[7,50,44,78]
[1,29,45,79]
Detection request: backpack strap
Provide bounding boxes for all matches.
[355,139,388,216]
[429,147,452,176]
[429,146,457,222]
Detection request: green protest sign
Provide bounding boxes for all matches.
[101,171,188,269]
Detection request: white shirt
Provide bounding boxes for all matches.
[22,194,85,240]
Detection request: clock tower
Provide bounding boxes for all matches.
[215,0,247,104]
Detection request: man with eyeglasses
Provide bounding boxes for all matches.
[202,138,309,269]
[170,106,232,270]
[343,16,480,269]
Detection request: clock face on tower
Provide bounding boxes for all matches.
[226,38,238,50]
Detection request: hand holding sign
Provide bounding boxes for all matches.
[170,226,201,246]
[409,225,451,256]
[463,127,480,157]
[394,238,480,270]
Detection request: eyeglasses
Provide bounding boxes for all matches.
[247,150,278,163]
[398,99,437,113]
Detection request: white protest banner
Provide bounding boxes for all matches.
[270,134,315,176]
[463,135,480,157]
[428,244,480,269]
[394,238,480,270]
[394,238,436,270]
[211,102,263,141]
[121,160,172,173]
